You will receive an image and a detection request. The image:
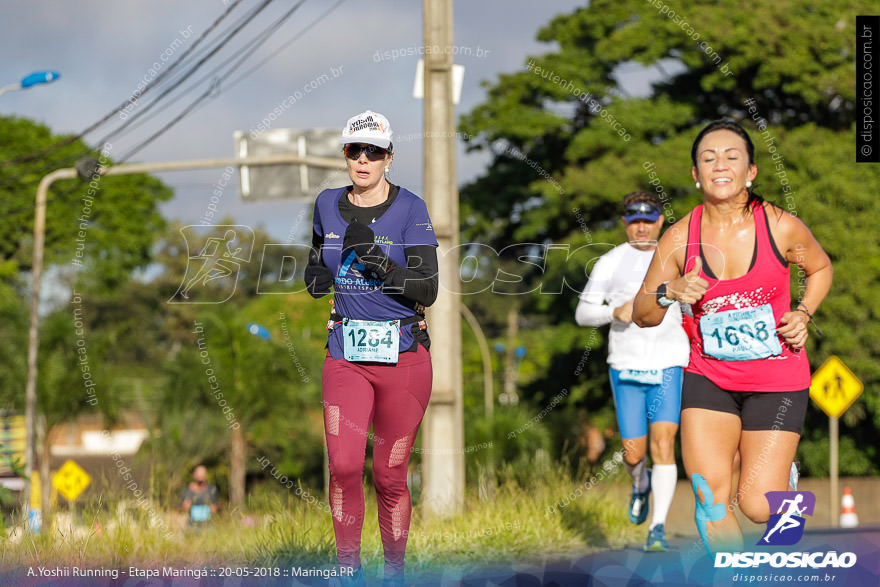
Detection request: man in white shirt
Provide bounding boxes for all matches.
[575,191,689,551]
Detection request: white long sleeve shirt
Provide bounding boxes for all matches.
[575,242,689,371]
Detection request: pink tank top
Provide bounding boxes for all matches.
[685,202,811,391]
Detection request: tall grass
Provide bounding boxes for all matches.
[0,463,643,576]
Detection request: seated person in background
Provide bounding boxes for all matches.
[179,464,219,526]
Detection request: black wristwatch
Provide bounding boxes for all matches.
[656,282,675,307]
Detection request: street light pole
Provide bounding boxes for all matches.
[460,303,493,418]
[24,152,346,523]
[25,167,77,526]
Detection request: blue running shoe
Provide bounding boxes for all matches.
[628,469,651,525]
[645,523,669,551]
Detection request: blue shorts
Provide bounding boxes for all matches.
[609,367,683,439]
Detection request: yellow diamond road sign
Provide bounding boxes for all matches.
[809,355,864,419]
[52,459,91,502]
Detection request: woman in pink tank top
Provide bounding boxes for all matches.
[632,120,832,554]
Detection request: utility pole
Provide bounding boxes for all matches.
[421,0,464,517]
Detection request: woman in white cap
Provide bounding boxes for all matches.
[304,110,438,586]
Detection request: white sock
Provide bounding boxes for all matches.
[625,458,649,493]
[649,463,677,530]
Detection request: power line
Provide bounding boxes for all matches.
[224,0,349,91]
[100,5,289,143]
[117,0,309,162]
[106,0,348,145]
[1,0,300,221]
[0,0,248,169]
[4,0,344,221]
[0,0,271,196]
[91,0,277,155]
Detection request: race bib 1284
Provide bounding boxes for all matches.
[343,319,400,363]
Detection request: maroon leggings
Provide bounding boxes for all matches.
[322,345,432,575]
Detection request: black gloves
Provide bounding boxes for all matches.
[304,221,395,299]
[304,247,334,298]
[343,220,395,280]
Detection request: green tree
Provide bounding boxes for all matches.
[153,219,308,306]
[156,293,325,510]
[0,115,176,521]
[0,280,27,411]
[0,115,172,287]
[124,219,323,508]
[459,1,878,474]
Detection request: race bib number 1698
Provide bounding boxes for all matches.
[700,304,782,361]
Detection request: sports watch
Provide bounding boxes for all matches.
[656,282,675,307]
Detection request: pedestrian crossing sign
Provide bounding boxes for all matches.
[809,356,863,419]
[52,460,91,502]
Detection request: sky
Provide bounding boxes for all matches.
[0,0,632,243]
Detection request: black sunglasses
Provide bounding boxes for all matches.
[623,202,660,216]
[344,143,388,161]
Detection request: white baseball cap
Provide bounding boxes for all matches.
[340,110,393,150]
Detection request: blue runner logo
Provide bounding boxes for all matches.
[758,491,815,546]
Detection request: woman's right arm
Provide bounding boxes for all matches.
[633,217,706,327]
[304,230,334,298]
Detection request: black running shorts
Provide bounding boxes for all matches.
[681,372,808,433]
